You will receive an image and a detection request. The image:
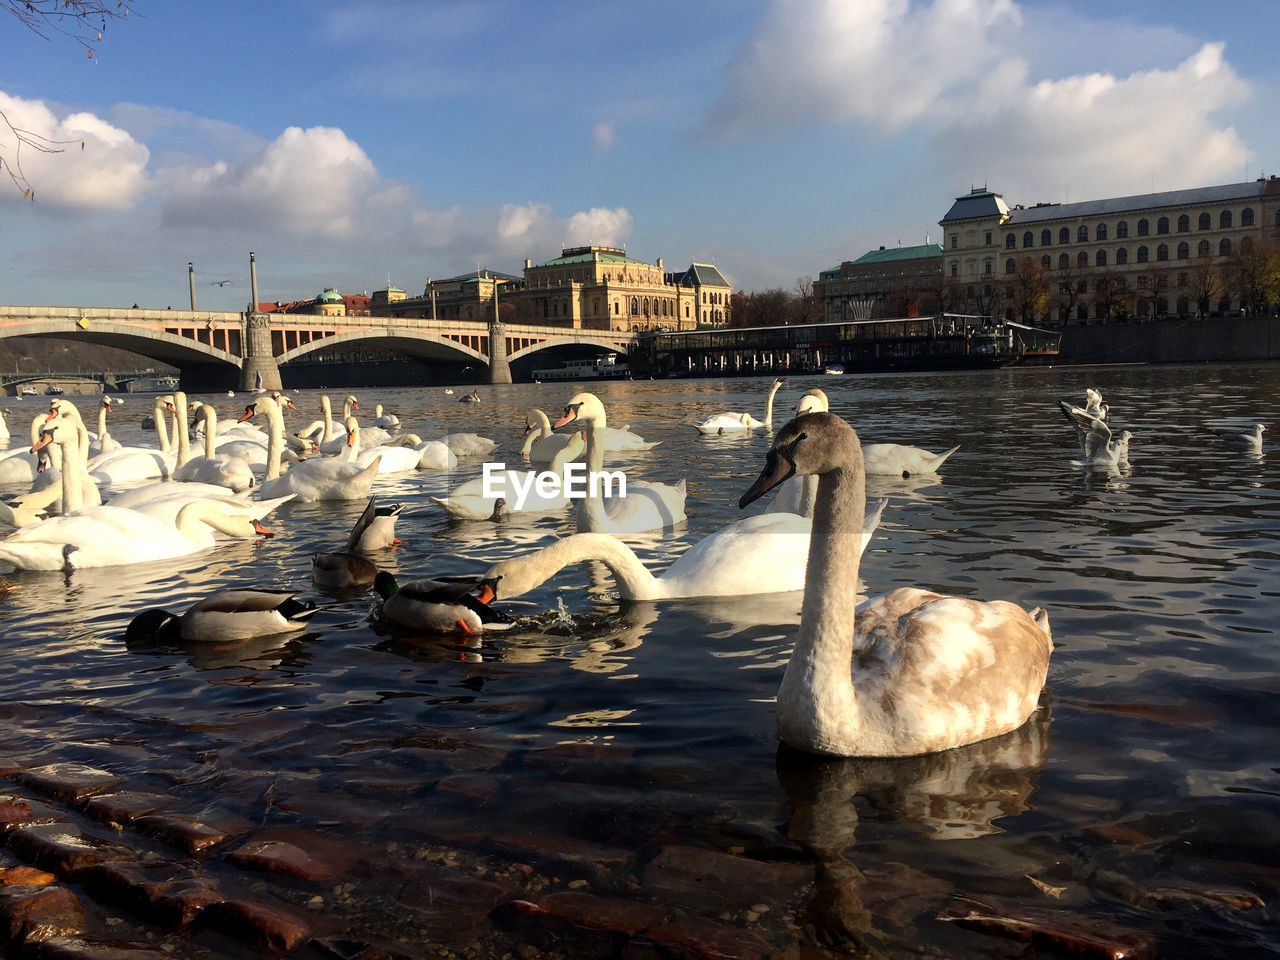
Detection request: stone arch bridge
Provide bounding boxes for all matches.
[0,305,634,391]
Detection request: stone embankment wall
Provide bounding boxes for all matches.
[1059,316,1280,365]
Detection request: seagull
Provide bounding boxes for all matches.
[1062,408,1132,468]
[1219,423,1266,453]
[210,279,234,287]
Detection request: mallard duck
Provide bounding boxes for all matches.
[312,498,403,590]
[125,589,318,643]
[374,572,511,634]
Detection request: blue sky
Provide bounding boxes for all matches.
[2,0,1277,312]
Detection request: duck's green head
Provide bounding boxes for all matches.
[373,571,399,600]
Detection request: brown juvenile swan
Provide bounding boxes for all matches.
[740,411,1052,757]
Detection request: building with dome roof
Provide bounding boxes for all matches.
[314,287,347,317]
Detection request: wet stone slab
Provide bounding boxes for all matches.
[130,812,249,858]
[641,844,809,917]
[79,791,178,826]
[0,883,85,946]
[4,824,135,879]
[31,935,176,959]
[197,897,313,954]
[225,828,366,883]
[15,765,125,804]
[78,860,227,930]
[1,794,69,829]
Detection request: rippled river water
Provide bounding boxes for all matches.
[1,363,1278,958]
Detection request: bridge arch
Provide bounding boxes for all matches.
[0,319,242,370]
[277,330,489,366]
[507,335,631,364]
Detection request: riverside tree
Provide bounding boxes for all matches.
[1,1,134,201]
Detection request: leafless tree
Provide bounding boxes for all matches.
[1005,256,1050,324]
[1230,239,1280,316]
[2,1,136,200]
[1183,255,1224,318]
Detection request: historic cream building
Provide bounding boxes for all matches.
[512,245,731,332]
[940,177,1280,323]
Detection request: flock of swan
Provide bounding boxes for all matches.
[5,377,1260,759]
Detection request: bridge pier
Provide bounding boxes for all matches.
[487,319,512,384]
[241,313,283,392]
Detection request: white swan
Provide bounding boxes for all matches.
[554,392,686,534]
[522,408,657,462]
[0,414,55,486]
[172,400,255,493]
[430,432,586,520]
[239,396,381,502]
[0,422,273,571]
[739,410,1053,757]
[789,389,958,477]
[1219,422,1266,453]
[434,432,497,457]
[1,412,103,522]
[343,417,422,474]
[87,395,175,486]
[487,500,886,601]
[0,408,8,440]
[87,396,122,457]
[694,377,785,434]
[385,434,458,471]
[372,404,401,430]
[126,589,318,643]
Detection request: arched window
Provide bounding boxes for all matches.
[1137,246,1149,263]
[1005,258,1016,274]
[1116,221,1129,239]
[1220,210,1233,229]
[1023,231,1034,248]
[950,261,958,277]
[1137,219,1150,236]
[1058,253,1070,269]
[1156,243,1169,261]
[1096,250,1107,266]
[1242,208,1255,227]
[1041,229,1052,246]
[1219,238,1232,257]
[983,258,993,275]
[1177,214,1190,232]
[1242,236,1254,255]
[1005,233,1016,249]
[1041,255,1051,269]
[630,297,638,315]
[1077,251,1089,267]
[1198,212,1211,230]
[1096,223,1108,241]
[1176,242,1188,259]
[1198,239,1210,257]
[1157,217,1169,234]
[1077,225,1089,242]
[1059,227,1070,244]
[1116,247,1128,265]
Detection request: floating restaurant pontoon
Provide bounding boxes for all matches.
[637,314,1060,378]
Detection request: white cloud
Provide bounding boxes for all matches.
[564,207,631,248]
[0,90,149,210]
[592,121,616,152]
[705,0,1254,200]
[159,126,379,237]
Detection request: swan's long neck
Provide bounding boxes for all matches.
[578,416,610,532]
[153,397,172,452]
[764,379,782,426]
[520,409,553,457]
[97,403,109,441]
[340,418,360,461]
[487,533,661,601]
[264,399,285,480]
[172,392,191,467]
[175,501,254,539]
[200,406,218,459]
[778,450,866,755]
[321,396,335,444]
[59,427,86,514]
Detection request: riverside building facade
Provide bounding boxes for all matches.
[940,177,1280,324]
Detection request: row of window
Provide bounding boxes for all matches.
[957,236,1255,277]
[1000,209,1271,249]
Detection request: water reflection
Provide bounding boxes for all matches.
[776,709,1051,952]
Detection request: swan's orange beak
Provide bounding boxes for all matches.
[238,406,256,423]
[553,403,581,429]
[739,451,796,509]
[31,432,54,453]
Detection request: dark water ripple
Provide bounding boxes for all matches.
[1,363,1279,957]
